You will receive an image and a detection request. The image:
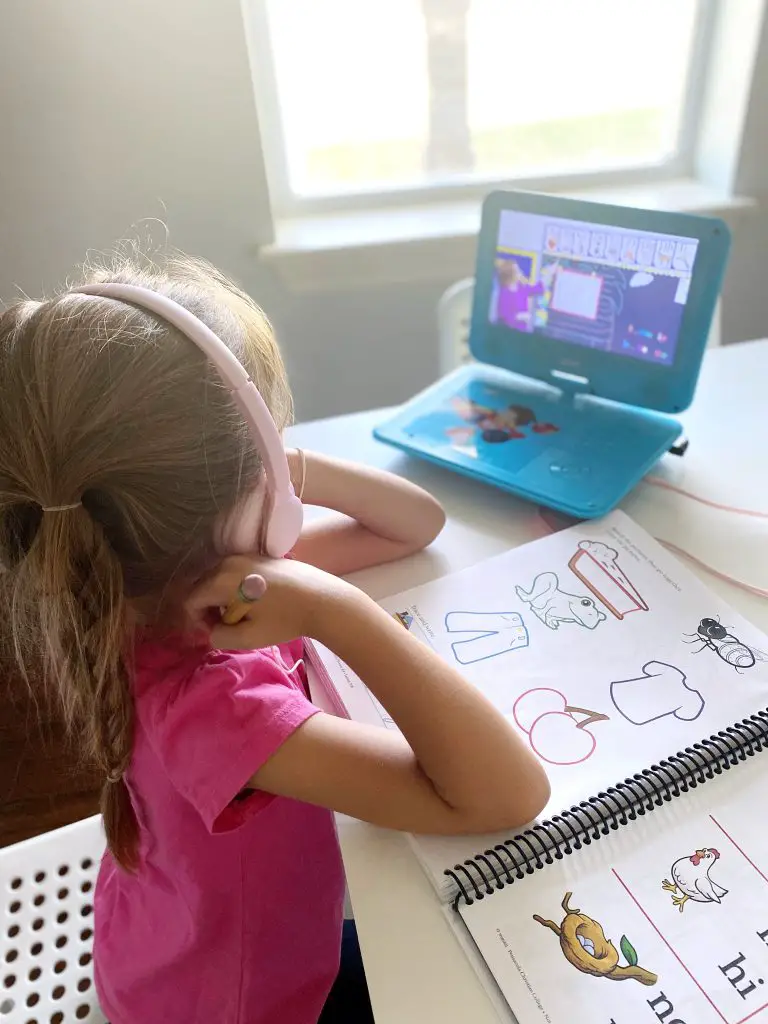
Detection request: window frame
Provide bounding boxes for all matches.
[246,0,720,219]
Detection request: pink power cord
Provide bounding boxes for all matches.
[644,475,768,521]
[538,475,768,600]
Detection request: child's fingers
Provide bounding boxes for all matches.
[186,569,265,617]
[221,601,249,626]
[185,575,241,615]
[210,620,264,651]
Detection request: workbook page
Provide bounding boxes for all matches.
[459,750,768,1024]
[311,510,768,897]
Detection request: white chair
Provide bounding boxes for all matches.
[1,816,106,1023]
[437,277,474,376]
[436,279,721,375]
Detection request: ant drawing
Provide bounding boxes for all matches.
[683,617,768,672]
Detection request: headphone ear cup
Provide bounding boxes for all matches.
[214,480,267,555]
[264,492,303,558]
[214,475,303,558]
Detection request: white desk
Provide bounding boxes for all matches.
[287,340,768,1024]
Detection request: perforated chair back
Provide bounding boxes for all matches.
[1,816,106,1023]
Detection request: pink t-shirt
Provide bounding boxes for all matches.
[94,634,345,1024]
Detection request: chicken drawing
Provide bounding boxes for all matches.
[661,848,728,912]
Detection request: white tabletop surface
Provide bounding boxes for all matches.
[286,340,768,1024]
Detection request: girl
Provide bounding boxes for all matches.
[0,253,550,1024]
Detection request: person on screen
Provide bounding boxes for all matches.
[494,257,545,330]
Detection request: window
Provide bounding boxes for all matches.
[249,0,716,215]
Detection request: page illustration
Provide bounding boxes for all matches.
[514,571,606,630]
[568,539,649,619]
[610,661,705,725]
[444,610,529,665]
[392,611,414,630]
[662,847,728,911]
[533,891,657,986]
[513,688,609,766]
[685,617,768,671]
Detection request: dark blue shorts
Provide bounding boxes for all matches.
[318,920,374,1023]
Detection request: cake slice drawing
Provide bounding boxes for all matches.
[568,540,649,620]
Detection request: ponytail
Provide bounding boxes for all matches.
[3,502,139,870]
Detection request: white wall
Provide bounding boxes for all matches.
[0,0,444,420]
[0,0,272,302]
[1,0,767,422]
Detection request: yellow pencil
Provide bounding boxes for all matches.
[221,601,249,626]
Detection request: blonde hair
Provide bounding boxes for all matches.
[0,251,292,869]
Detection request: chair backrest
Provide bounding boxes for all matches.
[437,277,474,376]
[1,816,106,1023]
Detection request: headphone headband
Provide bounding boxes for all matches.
[74,283,302,557]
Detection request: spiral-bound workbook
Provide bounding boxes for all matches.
[307,510,768,1023]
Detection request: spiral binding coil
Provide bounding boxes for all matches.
[446,708,768,907]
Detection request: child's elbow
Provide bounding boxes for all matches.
[414,493,446,548]
[470,772,551,835]
[514,772,551,827]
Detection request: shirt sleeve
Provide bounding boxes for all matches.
[140,646,320,833]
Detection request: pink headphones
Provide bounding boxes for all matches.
[76,283,303,558]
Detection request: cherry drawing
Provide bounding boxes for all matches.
[513,687,609,766]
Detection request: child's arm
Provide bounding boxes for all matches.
[192,557,551,835]
[287,449,445,575]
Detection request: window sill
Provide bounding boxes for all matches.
[260,178,755,293]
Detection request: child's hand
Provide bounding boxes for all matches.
[185,555,355,650]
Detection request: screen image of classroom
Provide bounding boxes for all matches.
[489,209,700,367]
